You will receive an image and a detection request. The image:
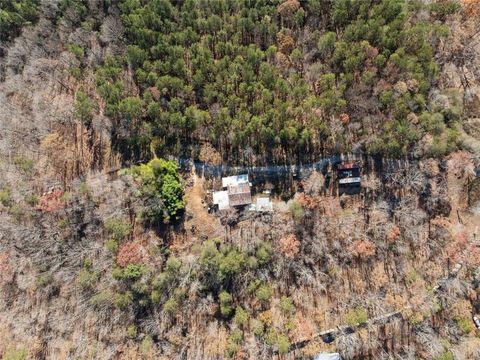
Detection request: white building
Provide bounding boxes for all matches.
[222,174,249,188]
[314,353,341,360]
[256,197,273,212]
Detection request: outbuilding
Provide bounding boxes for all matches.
[337,162,361,185]
[256,197,273,212]
[213,190,230,210]
[314,353,341,360]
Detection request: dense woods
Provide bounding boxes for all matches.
[86,0,461,163]
[0,0,39,43]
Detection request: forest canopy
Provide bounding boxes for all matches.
[90,0,460,163]
[0,0,39,42]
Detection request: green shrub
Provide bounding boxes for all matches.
[0,186,12,206]
[36,272,53,287]
[255,284,273,303]
[105,218,131,241]
[57,218,69,230]
[106,239,119,253]
[139,335,153,355]
[277,333,291,354]
[225,342,237,358]
[79,181,90,195]
[438,351,454,360]
[229,329,243,343]
[234,306,248,327]
[61,191,72,202]
[226,328,243,357]
[317,31,336,57]
[163,298,178,315]
[405,269,418,284]
[65,43,84,60]
[74,90,95,124]
[247,279,261,294]
[90,290,114,307]
[129,159,185,224]
[255,242,272,265]
[264,327,278,346]
[165,255,182,274]
[76,267,98,290]
[280,296,295,314]
[251,319,265,336]
[69,66,82,79]
[289,201,304,221]
[150,290,161,303]
[13,156,35,174]
[430,1,461,19]
[344,307,368,326]
[3,347,29,360]
[123,264,143,280]
[114,291,133,309]
[219,291,233,317]
[456,317,474,334]
[9,204,24,222]
[24,194,39,206]
[127,324,137,338]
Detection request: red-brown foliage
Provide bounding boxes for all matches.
[447,151,475,179]
[36,189,65,212]
[387,225,401,243]
[279,234,300,258]
[277,32,295,55]
[463,0,480,17]
[340,113,350,125]
[117,241,143,268]
[297,193,320,210]
[277,0,300,17]
[349,240,376,259]
[289,313,316,342]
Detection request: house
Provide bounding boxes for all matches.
[228,183,252,207]
[213,174,252,210]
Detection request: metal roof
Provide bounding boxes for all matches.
[339,177,361,184]
[213,190,229,210]
[314,353,341,360]
[222,174,249,188]
[256,197,273,212]
[337,163,359,170]
[228,184,252,206]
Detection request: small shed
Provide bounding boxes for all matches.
[256,197,273,212]
[213,190,229,210]
[228,183,252,207]
[337,163,361,185]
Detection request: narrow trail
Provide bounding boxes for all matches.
[175,155,344,180]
